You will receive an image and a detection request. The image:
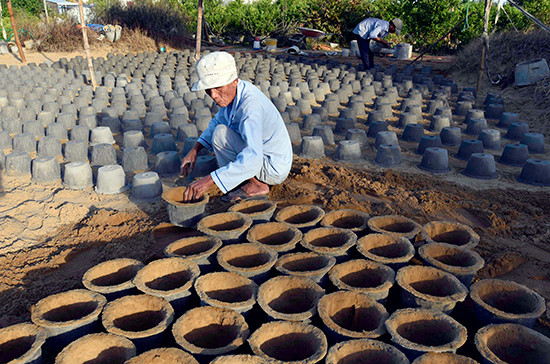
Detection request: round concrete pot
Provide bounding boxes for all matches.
[385,308,467,361]
[301,227,357,262]
[228,199,277,224]
[194,272,258,316]
[55,333,136,364]
[172,306,249,357]
[470,279,546,327]
[275,252,336,285]
[82,258,144,300]
[102,294,174,353]
[518,158,550,186]
[257,275,324,323]
[328,259,395,303]
[122,146,149,173]
[91,143,117,166]
[246,222,302,253]
[95,164,129,194]
[125,347,198,364]
[63,161,94,190]
[162,187,209,228]
[413,352,479,363]
[357,234,415,270]
[325,339,409,364]
[421,221,480,249]
[131,171,162,201]
[497,112,519,129]
[475,323,550,364]
[32,156,61,183]
[164,235,222,272]
[300,136,326,159]
[396,266,468,313]
[5,151,32,177]
[248,321,327,363]
[198,212,253,245]
[155,151,181,176]
[402,124,424,143]
[275,205,325,232]
[367,215,422,240]
[133,257,200,314]
[217,243,277,283]
[440,127,462,146]
[318,291,388,341]
[210,354,270,363]
[0,323,47,364]
[520,132,545,154]
[418,243,484,287]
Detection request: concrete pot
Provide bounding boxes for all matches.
[63,161,93,189]
[131,171,162,201]
[356,234,415,270]
[246,222,302,253]
[418,148,451,174]
[301,227,357,262]
[275,252,336,285]
[275,205,325,232]
[164,235,222,272]
[125,348,198,364]
[518,158,550,186]
[32,156,61,183]
[217,243,277,284]
[162,187,209,228]
[412,352,479,364]
[325,339,409,364]
[55,333,135,364]
[463,153,499,180]
[95,164,129,194]
[210,354,269,363]
[228,199,277,224]
[0,323,47,364]
[421,221,480,249]
[367,215,422,240]
[82,258,144,300]
[300,136,325,159]
[321,209,369,232]
[198,212,252,244]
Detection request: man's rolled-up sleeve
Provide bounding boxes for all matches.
[197,110,223,152]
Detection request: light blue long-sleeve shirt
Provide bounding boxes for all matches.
[353,18,390,40]
[197,79,293,194]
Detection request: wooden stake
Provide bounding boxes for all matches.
[78,0,97,89]
[476,0,493,94]
[43,0,50,24]
[6,0,26,63]
[195,0,203,61]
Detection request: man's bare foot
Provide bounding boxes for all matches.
[241,177,270,196]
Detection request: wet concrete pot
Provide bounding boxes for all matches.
[418,243,485,287]
[0,323,47,364]
[367,215,422,240]
[133,257,200,315]
[301,227,357,262]
[210,354,270,363]
[318,291,388,341]
[275,251,336,285]
[172,306,249,357]
[228,199,277,224]
[125,347,199,364]
[248,321,327,364]
[328,259,395,303]
[246,222,303,253]
[257,275,324,323]
[162,187,209,228]
[421,221,480,249]
[54,333,136,364]
[396,266,468,313]
[412,352,479,364]
[385,308,467,361]
[475,323,550,364]
[356,234,415,270]
[217,243,277,284]
[198,212,253,244]
[82,258,144,300]
[275,205,325,232]
[164,235,222,273]
[470,279,546,327]
[325,339,409,364]
[102,294,174,353]
[320,209,369,233]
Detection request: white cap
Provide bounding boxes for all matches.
[391,18,403,35]
[191,52,238,92]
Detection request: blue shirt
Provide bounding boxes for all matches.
[353,18,390,40]
[198,80,293,194]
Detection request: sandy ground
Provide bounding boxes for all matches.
[1,47,550,350]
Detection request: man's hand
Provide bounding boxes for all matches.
[180,142,204,176]
[183,175,214,202]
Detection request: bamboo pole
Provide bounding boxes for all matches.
[43,0,50,24]
[0,0,8,40]
[78,0,97,89]
[195,0,203,60]
[6,0,26,63]
[476,0,492,94]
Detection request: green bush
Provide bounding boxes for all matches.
[1,0,43,18]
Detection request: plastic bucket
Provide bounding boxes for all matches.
[266,38,277,51]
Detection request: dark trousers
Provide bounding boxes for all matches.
[355,34,374,70]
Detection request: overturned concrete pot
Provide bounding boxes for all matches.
[418,243,485,287]
[194,271,258,316]
[257,275,324,322]
[229,199,277,224]
[421,221,480,249]
[248,321,327,363]
[217,243,278,283]
[210,354,270,363]
[321,209,369,232]
[275,205,325,232]
[356,234,415,270]
[412,352,479,364]
[55,333,136,364]
[172,306,249,357]
[162,187,209,228]
[318,291,388,340]
[475,323,550,364]
[164,235,222,272]
[198,212,252,244]
[396,266,468,313]
[82,258,144,300]
[276,251,336,285]
[328,259,395,302]
[470,278,546,327]
[0,323,47,364]
[102,294,174,353]
[133,257,200,314]
[246,222,302,253]
[385,308,467,361]
[125,347,198,364]
[367,215,422,240]
[325,339,409,364]
[301,227,357,261]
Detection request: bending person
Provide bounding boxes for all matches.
[353,17,403,70]
[181,51,293,202]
